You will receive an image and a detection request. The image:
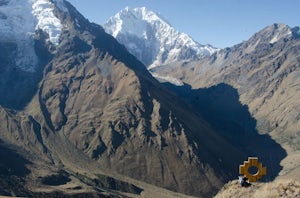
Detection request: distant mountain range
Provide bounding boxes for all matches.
[103,7,217,69]
[151,23,300,181]
[104,5,300,189]
[0,1,299,197]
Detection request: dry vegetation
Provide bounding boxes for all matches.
[215,179,300,198]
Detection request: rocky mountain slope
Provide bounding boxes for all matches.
[103,7,217,69]
[151,23,300,180]
[0,0,246,197]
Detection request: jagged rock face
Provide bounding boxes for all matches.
[152,23,300,151]
[103,7,217,69]
[0,1,246,197]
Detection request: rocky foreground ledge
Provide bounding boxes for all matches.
[214,179,300,198]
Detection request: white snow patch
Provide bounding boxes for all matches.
[32,0,63,45]
[106,7,148,39]
[0,0,65,72]
[0,0,38,72]
[269,25,292,44]
[151,72,184,86]
[270,34,281,44]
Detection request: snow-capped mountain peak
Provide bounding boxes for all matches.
[0,0,67,71]
[32,0,66,45]
[104,7,218,69]
[107,7,165,39]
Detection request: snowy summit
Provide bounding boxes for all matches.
[0,0,67,72]
[103,7,218,69]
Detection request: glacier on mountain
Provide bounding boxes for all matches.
[103,7,218,69]
[32,0,66,45]
[0,0,66,71]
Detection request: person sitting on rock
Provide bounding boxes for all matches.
[241,176,251,187]
[238,176,243,186]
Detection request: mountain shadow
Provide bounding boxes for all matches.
[163,82,287,182]
[0,31,52,110]
[0,139,32,196]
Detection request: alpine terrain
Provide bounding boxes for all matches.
[0,0,250,197]
[103,7,217,70]
[151,23,300,182]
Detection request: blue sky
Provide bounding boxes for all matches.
[67,0,300,48]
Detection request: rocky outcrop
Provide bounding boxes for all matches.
[215,179,300,198]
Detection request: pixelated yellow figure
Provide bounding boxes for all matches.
[239,157,267,182]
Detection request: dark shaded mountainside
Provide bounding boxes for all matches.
[152,23,300,181]
[0,1,255,197]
